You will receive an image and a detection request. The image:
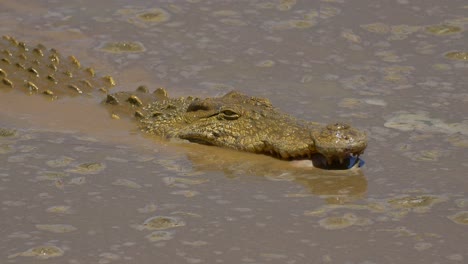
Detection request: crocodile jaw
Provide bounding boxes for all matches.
[312,123,367,165]
[178,129,314,160]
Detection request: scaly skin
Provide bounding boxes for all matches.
[0,35,367,166]
[106,88,367,164]
[0,35,115,98]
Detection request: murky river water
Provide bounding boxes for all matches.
[0,0,467,263]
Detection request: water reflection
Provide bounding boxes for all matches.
[295,173,367,203]
[179,140,368,201]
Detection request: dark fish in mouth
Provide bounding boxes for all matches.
[311,153,365,170]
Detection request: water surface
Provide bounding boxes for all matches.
[1,0,467,263]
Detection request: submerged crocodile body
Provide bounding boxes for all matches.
[0,36,367,168]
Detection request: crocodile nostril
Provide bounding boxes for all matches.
[187,100,213,112]
[327,123,350,131]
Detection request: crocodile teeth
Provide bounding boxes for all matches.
[339,156,344,164]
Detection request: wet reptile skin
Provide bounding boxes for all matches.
[0,35,367,164]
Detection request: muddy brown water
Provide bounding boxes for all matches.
[1,0,467,263]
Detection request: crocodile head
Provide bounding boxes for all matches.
[139,91,367,166]
[311,123,367,167]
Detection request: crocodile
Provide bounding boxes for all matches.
[0,35,367,168]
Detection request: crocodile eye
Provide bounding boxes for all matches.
[220,109,240,120]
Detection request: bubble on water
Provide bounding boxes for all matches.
[219,18,247,26]
[117,7,171,28]
[454,199,468,208]
[276,0,297,11]
[388,195,446,210]
[68,162,106,174]
[46,205,73,214]
[446,253,464,261]
[36,171,69,181]
[384,112,468,135]
[112,179,142,189]
[445,51,468,61]
[414,242,432,251]
[375,51,404,63]
[163,177,209,187]
[448,211,468,225]
[425,24,462,35]
[318,6,341,18]
[137,8,171,23]
[137,203,158,213]
[264,19,316,30]
[304,207,331,217]
[318,213,357,230]
[0,144,14,154]
[255,60,275,67]
[364,98,387,106]
[211,10,239,17]
[403,149,445,162]
[136,216,185,230]
[341,30,361,43]
[361,23,390,34]
[3,200,26,207]
[0,128,16,137]
[9,246,64,259]
[288,20,315,29]
[36,224,77,233]
[303,10,319,20]
[99,252,121,263]
[100,41,145,53]
[171,190,200,197]
[69,176,86,185]
[46,156,74,167]
[389,24,421,40]
[432,63,452,71]
[146,231,174,242]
